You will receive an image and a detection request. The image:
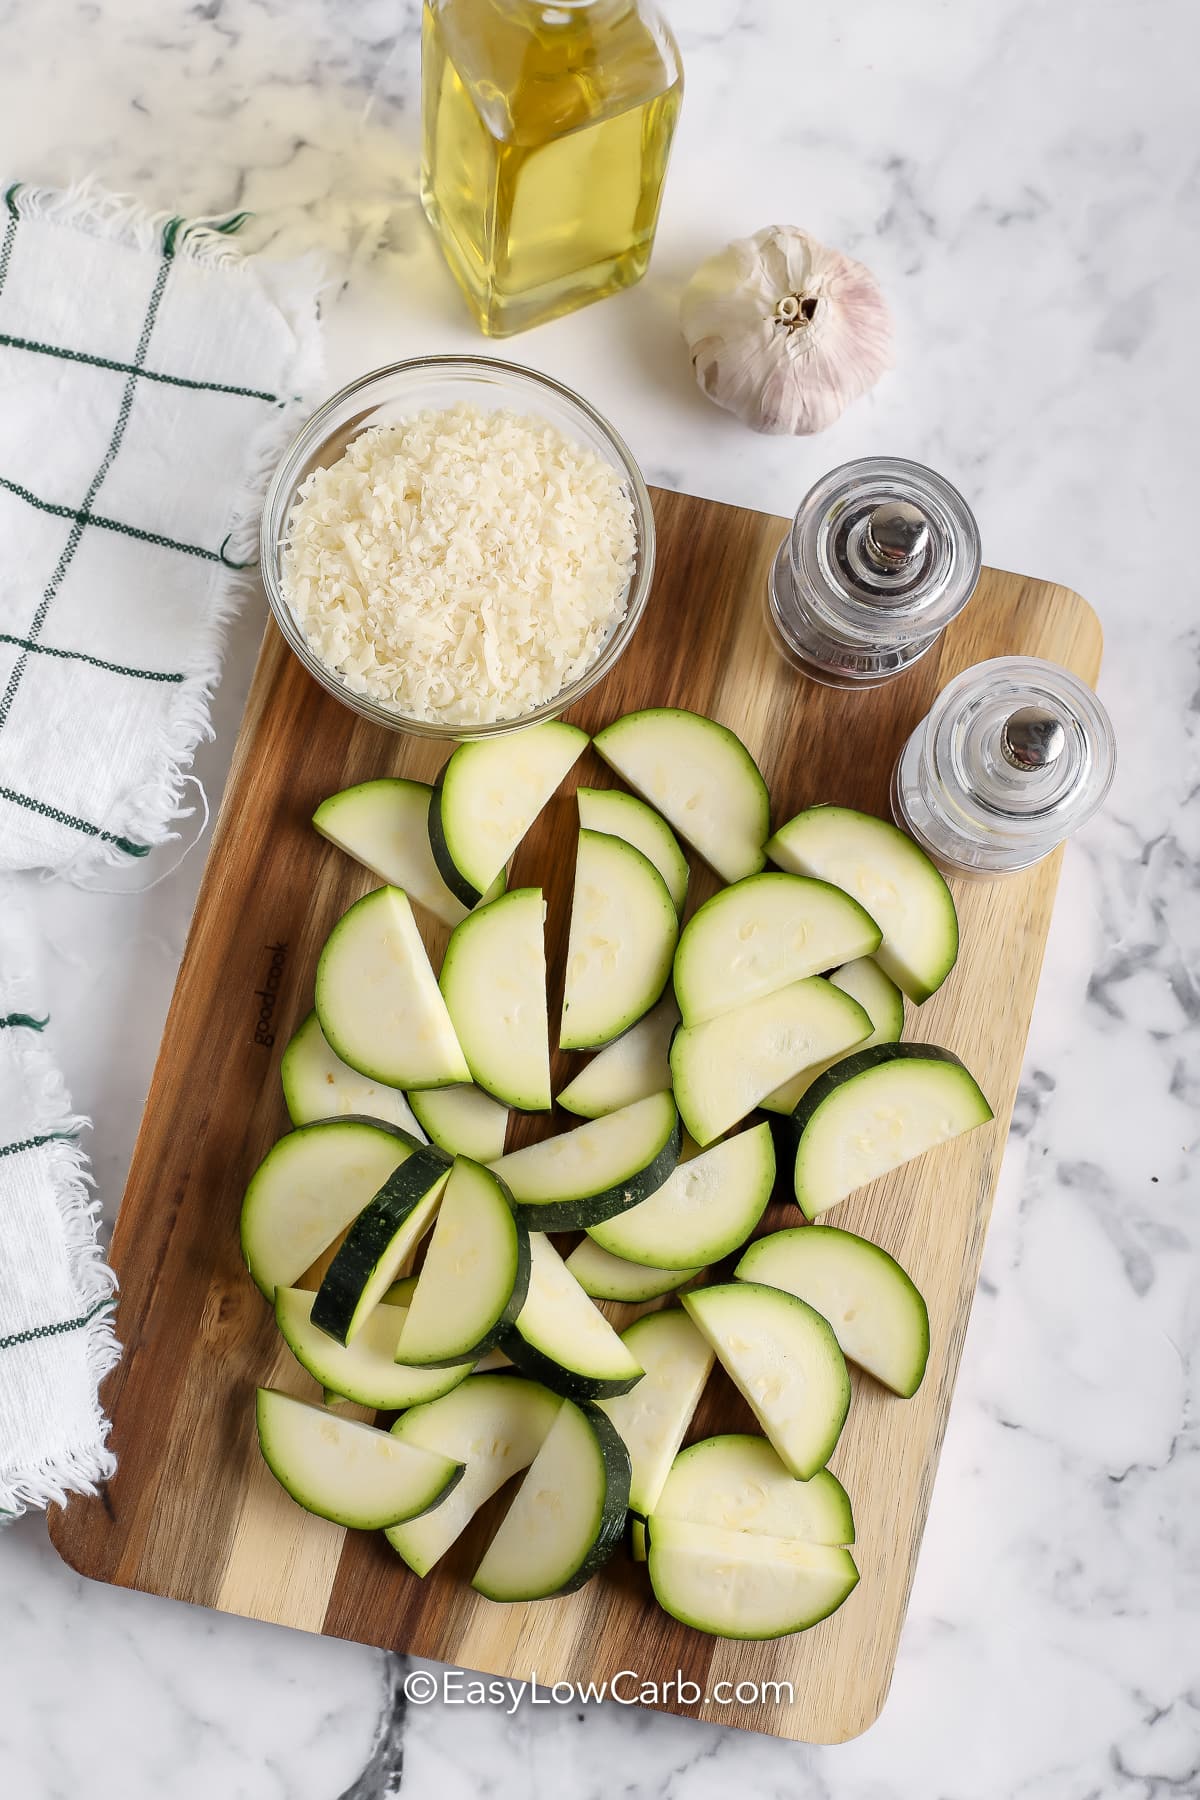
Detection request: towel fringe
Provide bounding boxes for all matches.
[6,175,258,271]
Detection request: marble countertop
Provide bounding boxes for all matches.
[1,1,1196,1795]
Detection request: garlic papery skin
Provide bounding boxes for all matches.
[679,225,894,435]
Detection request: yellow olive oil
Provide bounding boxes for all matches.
[421,0,682,336]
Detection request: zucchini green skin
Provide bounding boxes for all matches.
[398,1164,533,1367]
[647,1520,861,1639]
[672,873,882,1027]
[765,804,959,1003]
[784,1043,992,1217]
[428,724,588,910]
[307,1113,420,1142]
[439,888,551,1110]
[559,831,679,1052]
[507,1109,683,1232]
[655,1432,856,1546]
[592,708,771,886]
[275,1288,474,1410]
[564,1236,701,1303]
[682,1282,851,1480]
[239,1117,419,1300]
[587,1120,774,1270]
[471,1402,632,1600]
[735,1225,930,1398]
[427,771,481,908]
[311,1146,451,1344]
[549,1405,633,1597]
[830,958,905,1044]
[255,1388,465,1530]
[500,1326,645,1403]
[280,1011,427,1136]
[787,1042,977,1137]
[407,1085,509,1162]
[576,786,690,915]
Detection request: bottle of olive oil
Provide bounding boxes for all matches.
[421,0,683,337]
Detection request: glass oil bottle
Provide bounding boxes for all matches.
[421,0,683,337]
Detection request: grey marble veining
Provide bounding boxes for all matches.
[1,0,1197,1795]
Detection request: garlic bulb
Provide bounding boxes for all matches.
[680,225,893,435]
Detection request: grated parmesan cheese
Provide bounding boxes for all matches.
[280,404,638,726]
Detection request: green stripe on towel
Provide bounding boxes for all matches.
[0,475,223,563]
[0,333,277,402]
[0,784,148,855]
[0,631,185,683]
[0,1132,76,1161]
[0,1298,115,1353]
[0,247,173,735]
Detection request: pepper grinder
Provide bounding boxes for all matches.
[767,457,982,688]
[891,656,1116,876]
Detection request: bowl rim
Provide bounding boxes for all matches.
[259,354,656,740]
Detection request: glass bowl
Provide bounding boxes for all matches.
[260,356,656,739]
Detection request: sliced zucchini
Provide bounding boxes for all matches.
[669,977,871,1147]
[787,1044,994,1220]
[682,1282,850,1480]
[736,1225,930,1397]
[382,1275,418,1306]
[240,1119,417,1299]
[648,1517,859,1639]
[761,957,904,1115]
[489,1091,681,1230]
[429,721,589,906]
[565,1237,701,1303]
[628,1515,649,1561]
[312,777,503,930]
[255,1388,462,1530]
[504,1234,645,1400]
[311,1147,451,1344]
[556,995,678,1120]
[576,786,689,915]
[408,1085,509,1162]
[275,1287,474,1410]
[281,1011,426,1138]
[386,1373,562,1575]
[830,956,905,1040]
[593,708,770,884]
[315,887,470,1089]
[766,805,959,1003]
[588,1121,774,1269]
[394,1159,530,1366]
[673,874,881,1027]
[440,888,551,1110]
[473,1344,512,1372]
[597,1310,714,1515]
[471,1399,630,1601]
[655,1434,854,1545]
[560,831,678,1050]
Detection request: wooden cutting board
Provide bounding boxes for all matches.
[49,485,1101,1745]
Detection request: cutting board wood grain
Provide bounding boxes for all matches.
[49,485,1101,1744]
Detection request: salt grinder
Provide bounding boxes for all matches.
[768,457,982,687]
[891,656,1116,875]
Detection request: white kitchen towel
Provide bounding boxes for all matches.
[0,882,118,1518]
[0,180,321,1515]
[0,178,321,876]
